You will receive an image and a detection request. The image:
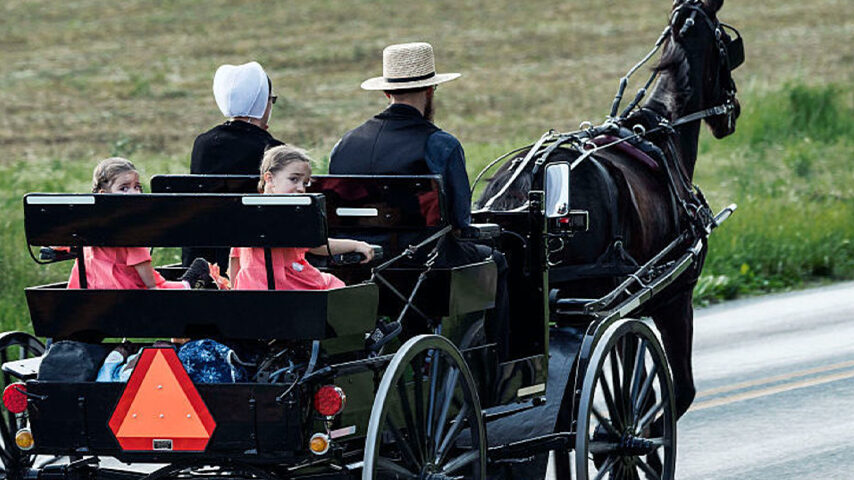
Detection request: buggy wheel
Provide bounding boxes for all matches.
[575,320,676,480]
[363,334,486,480]
[0,332,45,480]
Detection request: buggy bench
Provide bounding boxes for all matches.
[151,174,500,328]
[23,192,378,341]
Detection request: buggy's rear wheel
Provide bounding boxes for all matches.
[575,320,676,480]
[363,334,486,480]
[0,332,45,480]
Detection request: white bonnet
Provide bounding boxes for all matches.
[212,61,270,119]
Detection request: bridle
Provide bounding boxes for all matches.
[666,0,743,132]
[607,0,743,130]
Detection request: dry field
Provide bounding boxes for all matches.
[1,0,851,163]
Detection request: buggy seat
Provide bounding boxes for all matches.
[151,174,498,320]
[23,192,377,341]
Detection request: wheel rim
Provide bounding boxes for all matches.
[575,321,676,480]
[364,335,486,480]
[0,333,45,478]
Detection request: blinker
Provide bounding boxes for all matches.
[720,23,744,70]
[726,35,744,70]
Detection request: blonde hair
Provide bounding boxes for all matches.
[258,145,312,192]
[92,157,137,193]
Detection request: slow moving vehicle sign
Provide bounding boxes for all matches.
[108,348,216,451]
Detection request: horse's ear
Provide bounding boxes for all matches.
[705,0,723,13]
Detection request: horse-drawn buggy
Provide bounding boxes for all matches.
[2,1,742,479]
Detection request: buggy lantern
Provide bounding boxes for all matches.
[3,383,28,414]
[313,385,346,417]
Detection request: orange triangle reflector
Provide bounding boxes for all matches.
[109,348,216,451]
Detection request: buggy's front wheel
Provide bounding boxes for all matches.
[0,332,45,480]
[363,334,486,480]
[575,319,676,480]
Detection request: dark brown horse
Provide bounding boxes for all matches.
[476,0,742,422]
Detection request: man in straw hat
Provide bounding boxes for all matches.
[330,42,510,359]
[186,61,284,269]
[330,42,467,228]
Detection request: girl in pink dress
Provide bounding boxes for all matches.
[229,145,374,290]
[67,158,213,290]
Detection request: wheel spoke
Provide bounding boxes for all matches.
[636,400,665,434]
[630,340,647,414]
[432,366,459,455]
[592,456,618,480]
[637,457,663,480]
[634,362,658,420]
[426,349,441,449]
[612,462,624,480]
[597,372,623,430]
[376,457,418,479]
[621,336,639,427]
[441,450,479,474]
[384,416,421,472]
[627,460,640,480]
[412,353,427,454]
[608,349,626,424]
[396,376,424,463]
[591,407,621,438]
[435,404,468,466]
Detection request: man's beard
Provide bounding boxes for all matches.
[423,95,435,122]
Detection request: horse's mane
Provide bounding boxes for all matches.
[652,38,691,118]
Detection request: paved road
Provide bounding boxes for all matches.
[677,281,854,479]
[547,281,854,479]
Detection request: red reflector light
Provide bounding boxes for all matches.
[3,383,28,414]
[313,385,346,417]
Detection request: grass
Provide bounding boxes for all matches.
[1,0,852,329]
[692,83,854,304]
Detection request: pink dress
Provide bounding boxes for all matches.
[67,247,186,289]
[231,247,345,291]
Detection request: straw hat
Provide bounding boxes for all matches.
[361,42,461,91]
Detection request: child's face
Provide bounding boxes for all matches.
[103,171,143,194]
[266,162,312,194]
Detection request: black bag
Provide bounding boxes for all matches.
[37,341,109,382]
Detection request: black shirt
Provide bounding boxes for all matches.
[190,121,283,174]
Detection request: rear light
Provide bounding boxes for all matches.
[309,432,330,455]
[313,385,346,417]
[3,383,27,414]
[15,429,34,451]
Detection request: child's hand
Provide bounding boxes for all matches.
[210,263,231,290]
[354,242,375,264]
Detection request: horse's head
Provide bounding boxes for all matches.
[658,0,743,138]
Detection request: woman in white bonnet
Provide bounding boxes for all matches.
[186,61,285,268]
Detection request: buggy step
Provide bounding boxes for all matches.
[487,432,575,460]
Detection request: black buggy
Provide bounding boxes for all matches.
[3,164,732,480]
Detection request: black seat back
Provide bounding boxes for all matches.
[24,192,327,248]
